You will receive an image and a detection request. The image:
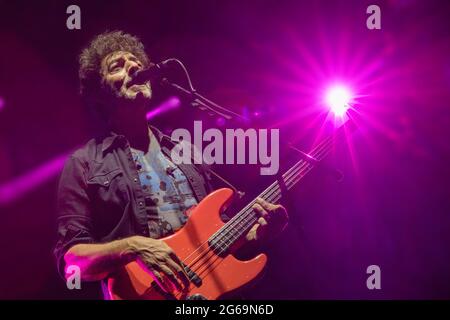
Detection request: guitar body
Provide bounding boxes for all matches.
[106,188,268,300]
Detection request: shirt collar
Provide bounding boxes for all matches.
[100,124,174,154]
[101,131,123,154]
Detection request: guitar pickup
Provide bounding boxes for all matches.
[182,262,202,287]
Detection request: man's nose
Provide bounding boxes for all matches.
[126,61,142,77]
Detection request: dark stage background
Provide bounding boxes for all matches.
[0,0,449,299]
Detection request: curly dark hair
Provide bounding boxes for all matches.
[79,30,150,96]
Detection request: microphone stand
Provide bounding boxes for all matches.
[159,59,347,182]
[163,73,345,182]
[160,78,248,122]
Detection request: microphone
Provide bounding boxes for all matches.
[129,59,171,86]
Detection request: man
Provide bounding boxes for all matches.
[54,30,288,298]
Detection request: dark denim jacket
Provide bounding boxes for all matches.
[53,126,213,278]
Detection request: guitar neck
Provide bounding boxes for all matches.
[208,120,356,253]
[263,132,337,199]
[207,133,336,254]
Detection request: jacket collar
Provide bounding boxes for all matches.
[101,132,123,154]
[100,124,176,154]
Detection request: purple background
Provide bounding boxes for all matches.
[0,0,449,299]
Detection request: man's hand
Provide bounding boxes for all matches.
[128,236,190,293]
[246,198,289,242]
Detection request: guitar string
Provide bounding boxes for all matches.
[182,122,347,271]
[210,133,334,242]
[182,133,333,270]
[171,140,332,299]
[171,137,333,297]
[190,140,332,283]
[177,135,333,278]
[179,154,316,273]
[173,158,312,299]
[187,159,313,270]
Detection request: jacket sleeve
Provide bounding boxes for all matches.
[53,155,94,280]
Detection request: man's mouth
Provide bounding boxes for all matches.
[129,84,140,91]
[129,84,149,93]
[125,79,148,89]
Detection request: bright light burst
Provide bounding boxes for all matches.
[325,85,352,117]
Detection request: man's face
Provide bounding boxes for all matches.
[100,50,152,101]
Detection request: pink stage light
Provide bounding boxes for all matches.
[0,96,182,206]
[0,151,73,205]
[146,96,181,120]
[325,85,352,117]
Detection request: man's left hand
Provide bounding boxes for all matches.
[246,198,289,242]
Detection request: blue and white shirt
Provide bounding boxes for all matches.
[131,130,198,239]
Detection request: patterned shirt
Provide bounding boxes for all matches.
[130,130,198,238]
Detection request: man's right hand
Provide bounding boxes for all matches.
[127,236,190,293]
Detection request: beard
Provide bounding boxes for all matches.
[116,77,152,100]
